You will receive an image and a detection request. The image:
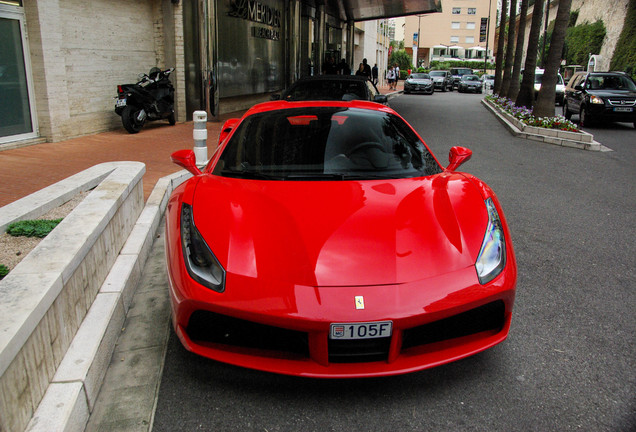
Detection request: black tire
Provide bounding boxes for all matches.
[442,85,447,92]
[579,107,595,128]
[122,105,145,134]
[563,101,572,120]
[168,112,176,126]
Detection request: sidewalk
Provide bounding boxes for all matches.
[0,112,242,208]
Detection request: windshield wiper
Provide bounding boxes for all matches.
[219,170,280,180]
[283,173,346,180]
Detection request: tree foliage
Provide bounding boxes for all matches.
[610,0,636,78]
[388,49,413,74]
[565,20,606,66]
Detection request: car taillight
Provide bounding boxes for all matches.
[117,85,123,94]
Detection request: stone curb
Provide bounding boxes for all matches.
[481,98,606,151]
[25,169,191,432]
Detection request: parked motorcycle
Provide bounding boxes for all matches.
[115,67,175,133]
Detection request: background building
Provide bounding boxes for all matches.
[0,0,442,150]
[404,0,498,68]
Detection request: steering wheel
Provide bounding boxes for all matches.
[346,142,385,157]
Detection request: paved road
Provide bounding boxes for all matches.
[152,91,635,431]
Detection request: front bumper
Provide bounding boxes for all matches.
[168,262,516,378]
[405,83,434,93]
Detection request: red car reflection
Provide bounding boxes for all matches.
[165,100,517,378]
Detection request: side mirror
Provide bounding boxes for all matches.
[171,149,202,176]
[447,146,472,171]
[218,118,239,146]
[374,94,388,104]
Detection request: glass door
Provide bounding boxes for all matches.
[0,5,38,143]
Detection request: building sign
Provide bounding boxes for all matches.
[228,0,281,40]
[480,17,488,42]
[220,0,284,98]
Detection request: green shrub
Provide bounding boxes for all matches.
[0,264,8,280]
[565,20,606,66]
[610,0,636,79]
[6,219,63,238]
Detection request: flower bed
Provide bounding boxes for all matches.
[486,94,580,132]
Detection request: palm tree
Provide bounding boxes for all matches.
[534,0,572,118]
[507,0,529,101]
[501,0,518,97]
[493,0,508,95]
[516,0,545,108]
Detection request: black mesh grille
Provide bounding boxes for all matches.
[401,301,505,351]
[186,310,310,357]
[328,337,391,363]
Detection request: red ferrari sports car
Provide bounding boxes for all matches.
[165,100,517,378]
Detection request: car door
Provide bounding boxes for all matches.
[568,74,586,113]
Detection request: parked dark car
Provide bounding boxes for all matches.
[428,70,453,92]
[272,75,388,104]
[457,75,483,94]
[404,73,434,94]
[563,71,636,128]
[450,67,473,89]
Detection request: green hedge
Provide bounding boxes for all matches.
[565,20,606,66]
[610,0,636,78]
[429,60,496,71]
[0,264,8,280]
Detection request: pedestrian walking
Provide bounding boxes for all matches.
[372,64,378,85]
[386,66,395,90]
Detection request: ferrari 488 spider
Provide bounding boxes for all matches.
[165,100,517,378]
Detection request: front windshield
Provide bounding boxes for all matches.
[410,73,430,79]
[214,107,442,181]
[586,74,636,91]
[429,71,445,77]
[463,75,479,81]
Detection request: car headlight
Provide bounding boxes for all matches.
[180,203,225,292]
[589,95,604,104]
[475,198,506,284]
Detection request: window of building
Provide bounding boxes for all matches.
[466,22,476,30]
[452,7,461,14]
[465,36,475,44]
[450,36,459,43]
[451,21,460,29]
[468,8,476,15]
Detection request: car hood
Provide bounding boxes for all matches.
[192,174,488,287]
[585,89,636,98]
[407,79,432,84]
[431,76,445,81]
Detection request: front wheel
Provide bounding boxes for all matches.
[122,105,145,134]
[579,107,595,128]
[563,101,572,120]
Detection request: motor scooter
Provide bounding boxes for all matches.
[115,68,175,133]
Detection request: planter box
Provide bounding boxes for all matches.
[482,98,600,151]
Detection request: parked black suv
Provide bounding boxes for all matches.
[450,67,473,90]
[428,70,453,92]
[563,71,636,128]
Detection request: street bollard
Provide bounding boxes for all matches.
[193,110,208,166]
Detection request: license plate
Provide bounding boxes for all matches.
[613,107,632,112]
[116,99,127,107]
[330,321,392,340]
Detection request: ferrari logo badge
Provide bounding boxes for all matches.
[355,296,365,310]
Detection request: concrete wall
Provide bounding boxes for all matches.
[0,163,145,432]
[23,0,185,143]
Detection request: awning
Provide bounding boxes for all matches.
[469,46,487,51]
[335,0,442,21]
[432,44,448,49]
[448,45,463,50]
